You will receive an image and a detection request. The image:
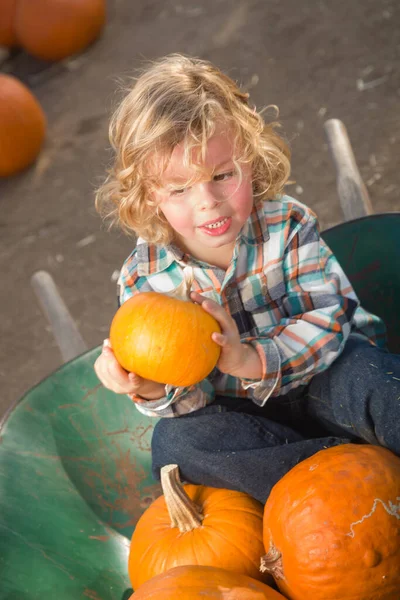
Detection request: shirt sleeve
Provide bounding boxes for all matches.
[117,253,215,418]
[132,378,216,418]
[240,210,360,405]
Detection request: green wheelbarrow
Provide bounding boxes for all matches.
[1,120,399,599]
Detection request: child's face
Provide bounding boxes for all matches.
[153,129,254,264]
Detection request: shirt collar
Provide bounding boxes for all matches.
[136,238,186,277]
[136,200,270,276]
[240,200,270,246]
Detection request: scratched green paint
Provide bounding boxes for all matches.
[0,347,161,599]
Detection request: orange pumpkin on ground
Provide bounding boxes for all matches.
[129,565,286,599]
[0,0,18,47]
[110,291,221,387]
[128,464,269,590]
[261,444,400,600]
[15,0,106,62]
[0,74,46,177]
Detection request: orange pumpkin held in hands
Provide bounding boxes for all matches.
[0,74,46,178]
[129,565,286,599]
[110,291,221,387]
[128,464,268,590]
[261,444,400,600]
[15,0,106,62]
[0,0,18,47]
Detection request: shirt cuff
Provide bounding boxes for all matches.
[239,338,282,405]
[128,383,183,411]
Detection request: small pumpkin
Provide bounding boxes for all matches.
[110,290,221,387]
[128,464,269,590]
[0,0,18,47]
[129,565,286,599]
[0,74,46,177]
[261,444,400,600]
[15,0,106,62]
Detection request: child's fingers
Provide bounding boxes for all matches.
[101,339,114,360]
[128,372,144,388]
[127,392,146,404]
[212,332,228,346]
[191,292,220,312]
[108,356,131,383]
[192,293,235,333]
[190,291,203,304]
[94,341,134,393]
[102,348,147,392]
[191,291,220,314]
[100,341,126,378]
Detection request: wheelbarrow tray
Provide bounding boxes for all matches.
[0,347,161,600]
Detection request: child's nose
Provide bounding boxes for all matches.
[195,182,221,209]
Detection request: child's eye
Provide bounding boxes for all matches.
[214,170,235,182]
[170,187,187,196]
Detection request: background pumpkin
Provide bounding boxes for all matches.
[261,444,400,600]
[0,0,18,47]
[0,74,46,177]
[129,565,286,600]
[129,464,269,590]
[14,0,106,62]
[110,291,221,387]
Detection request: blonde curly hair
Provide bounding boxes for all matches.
[95,54,291,245]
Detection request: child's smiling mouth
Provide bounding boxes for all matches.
[199,216,231,235]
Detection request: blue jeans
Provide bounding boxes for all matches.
[151,336,400,503]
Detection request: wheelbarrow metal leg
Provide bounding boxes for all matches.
[324,119,373,220]
[31,270,88,362]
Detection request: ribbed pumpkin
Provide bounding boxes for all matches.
[128,465,268,591]
[0,74,46,177]
[261,444,400,600]
[0,0,18,47]
[110,291,221,387]
[15,0,106,62]
[129,565,286,599]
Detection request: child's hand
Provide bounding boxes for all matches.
[94,339,166,402]
[190,292,262,380]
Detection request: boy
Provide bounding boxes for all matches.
[95,54,399,502]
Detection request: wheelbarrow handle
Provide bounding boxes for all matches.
[324,119,373,220]
[31,270,88,363]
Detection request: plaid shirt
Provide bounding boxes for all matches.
[118,195,385,418]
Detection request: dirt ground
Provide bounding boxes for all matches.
[1,0,399,418]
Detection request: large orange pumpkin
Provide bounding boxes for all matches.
[15,0,106,62]
[261,444,400,600]
[129,464,268,590]
[0,0,18,47]
[0,74,46,177]
[110,291,221,387]
[129,565,286,599]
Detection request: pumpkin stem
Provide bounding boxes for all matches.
[167,267,194,301]
[160,464,204,532]
[260,544,284,580]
